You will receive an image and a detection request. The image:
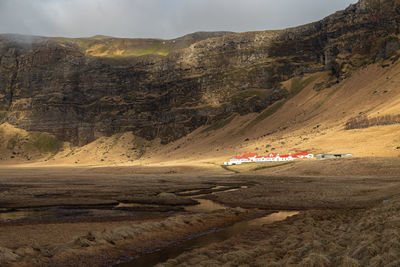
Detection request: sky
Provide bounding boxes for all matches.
[0,0,358,39]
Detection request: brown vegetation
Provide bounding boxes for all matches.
[158,197,400,267]
[345,114,400,130]
[0,208,258,267]
[0,158,399,265]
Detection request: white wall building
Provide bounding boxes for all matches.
[224,152,313,165]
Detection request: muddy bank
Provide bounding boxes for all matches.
[0,208,262,267]
[1,166,400,266]
[118,211,299,267]
[206,175,400,210]
[0,167,248,211]
[0,182,262,266]
[1,166,398,211]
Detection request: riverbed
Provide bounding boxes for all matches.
[116,211,298,267]
[1,164,399,266]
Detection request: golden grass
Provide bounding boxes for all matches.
[0,208,259,266]
[158,196,400,266]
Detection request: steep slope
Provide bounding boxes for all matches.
[0,123,63,163]
[1,0,400,160]
[18,61,400,166]
[151,62,400,165]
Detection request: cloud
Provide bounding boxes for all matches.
[0,0,358,39]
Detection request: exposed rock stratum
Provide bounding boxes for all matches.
[1,0,400,145]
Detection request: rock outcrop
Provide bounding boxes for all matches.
[1,0,400,145]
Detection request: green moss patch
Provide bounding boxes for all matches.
[291,75,318,96]
[245,100,285,130]
[25,133,63,154]
[201,114,237,133]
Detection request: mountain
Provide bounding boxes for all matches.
[1,0,400,163]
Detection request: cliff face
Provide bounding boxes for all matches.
[1,0,400,145]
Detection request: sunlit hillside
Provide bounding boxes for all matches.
[51,31,233,57]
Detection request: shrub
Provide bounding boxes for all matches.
[26,133,63,154]
[345,114,400,130]
[6,134,21,150]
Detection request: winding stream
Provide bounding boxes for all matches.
[0,185,299,267]
[115,186,298,266]
[115,211,298,267]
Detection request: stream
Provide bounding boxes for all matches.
[115,186,298,267]
[115,211,298,267]
[0,185,299,267]
[0,186,247,223]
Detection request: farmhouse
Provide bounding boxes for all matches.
[278,155,293,161]
[224,152,313,165]
[293,152,314,159]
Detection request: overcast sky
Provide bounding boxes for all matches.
[0,0,358,39]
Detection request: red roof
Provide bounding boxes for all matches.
[280,155,290,158]
[256,156,264,159]
[267,153,278,158]
[242,153,257,158]
[234,156,250,160]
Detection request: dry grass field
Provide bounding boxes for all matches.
[0,157,400,266]
[158,198,400,267]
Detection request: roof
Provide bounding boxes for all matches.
[242,153,257,158]
[234,156,250,160]
[268,153,279,157]
[280,155,290,158]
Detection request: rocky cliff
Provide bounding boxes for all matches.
[1,0,400,145]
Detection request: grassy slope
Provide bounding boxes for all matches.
[50,32,233,58]
[0,123,63,163]
[144,62,400,166]
[2,61,400,167]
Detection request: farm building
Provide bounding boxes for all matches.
[224,152,313,165]
[293,152,314,159]
[316,153,353,160]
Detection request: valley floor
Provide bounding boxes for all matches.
[0,157,400,266]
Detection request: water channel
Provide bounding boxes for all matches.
[115,186,298,266]
[115,211,298,267]
[0,185,299,267]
